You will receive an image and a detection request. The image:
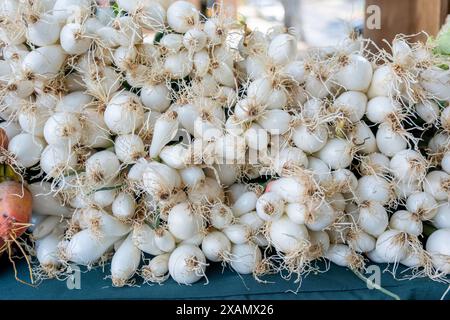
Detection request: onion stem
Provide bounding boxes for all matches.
[352,269,401,300]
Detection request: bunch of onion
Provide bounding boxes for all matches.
[1,0,449,289]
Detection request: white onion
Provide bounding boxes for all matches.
[269,215,309,253]
[180,166,205,188]
[166,1,199,34]
[367,65,395,98]
[415,101,440,124]
[132,224,163,256]
[149,111,179,158]
[28,182,73,217]
[356,175,391,205]
[267,33,297,66]
[32,215,62,240]
[432,202,450,229]
[60,23,91,55]
[389,210,423,236]
[426,228,450,274]
[22,45,66,77]
[292,123,328,154]
[164,50,193,79]
[375,230,409,263]
[334,54,373,92]
[257,109,291,135]
[305,201,337,232]
[209,204,233,230]
[64,229,118,266]
[36,226,64,272]
[142,253,170,283]
[104,92,144,135]
[256,192,285,221]
[168,244,206,284]
[43,112,82,147]
[167,202,203,241]
[376,122,407,157]
[140,84,171,112]
[325,244,360,268]
[423,171,449,201]
[390,149,427,182]
[26,13,61,47]
[8,133,45,168]
[115,134,145,164]
[358,201,388,237]
[366,96,401,123]
[230,242,262,275]
[201,231,231,262]
[85,150,121,185]
[111,233,141,287]
[183,28,206,52]
[333,90,367,122]
[317,138,353,169]
[223,224,251,245]
[346,228,375,253]
[40,144,78,178]
[154,228,176,253]
[405,192,437,221]
[112,192,136,221]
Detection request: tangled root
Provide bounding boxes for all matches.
[140,265,169,285]
[1,234,35,286]
[253,257,276,284]
[111,276,137,288]
[32,263,64,283]
[276,241,316,283]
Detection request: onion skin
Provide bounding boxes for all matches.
[0,128,8,149]
[0,181,32,242]
[264,180,276,193]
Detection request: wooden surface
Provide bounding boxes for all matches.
[364,0,449,50]
[414,0,449,36]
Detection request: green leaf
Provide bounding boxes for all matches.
[437,100,448,109]
[112,2,121,16]
[438,33,450,54]
[153,31,165,44]
[423,223,437,237]
[434,20,450,55]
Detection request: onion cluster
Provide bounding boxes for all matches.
[0,0,449,287]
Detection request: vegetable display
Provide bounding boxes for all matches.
[0,0,449,291]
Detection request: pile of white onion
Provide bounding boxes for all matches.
[0,0,449,288]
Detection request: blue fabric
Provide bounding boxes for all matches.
[0,259,448,300]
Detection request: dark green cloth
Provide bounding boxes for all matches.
[0,258,448,300]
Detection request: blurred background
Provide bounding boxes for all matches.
[96,0,450,50]
[189,0,450,49]
[203,0,365,47]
